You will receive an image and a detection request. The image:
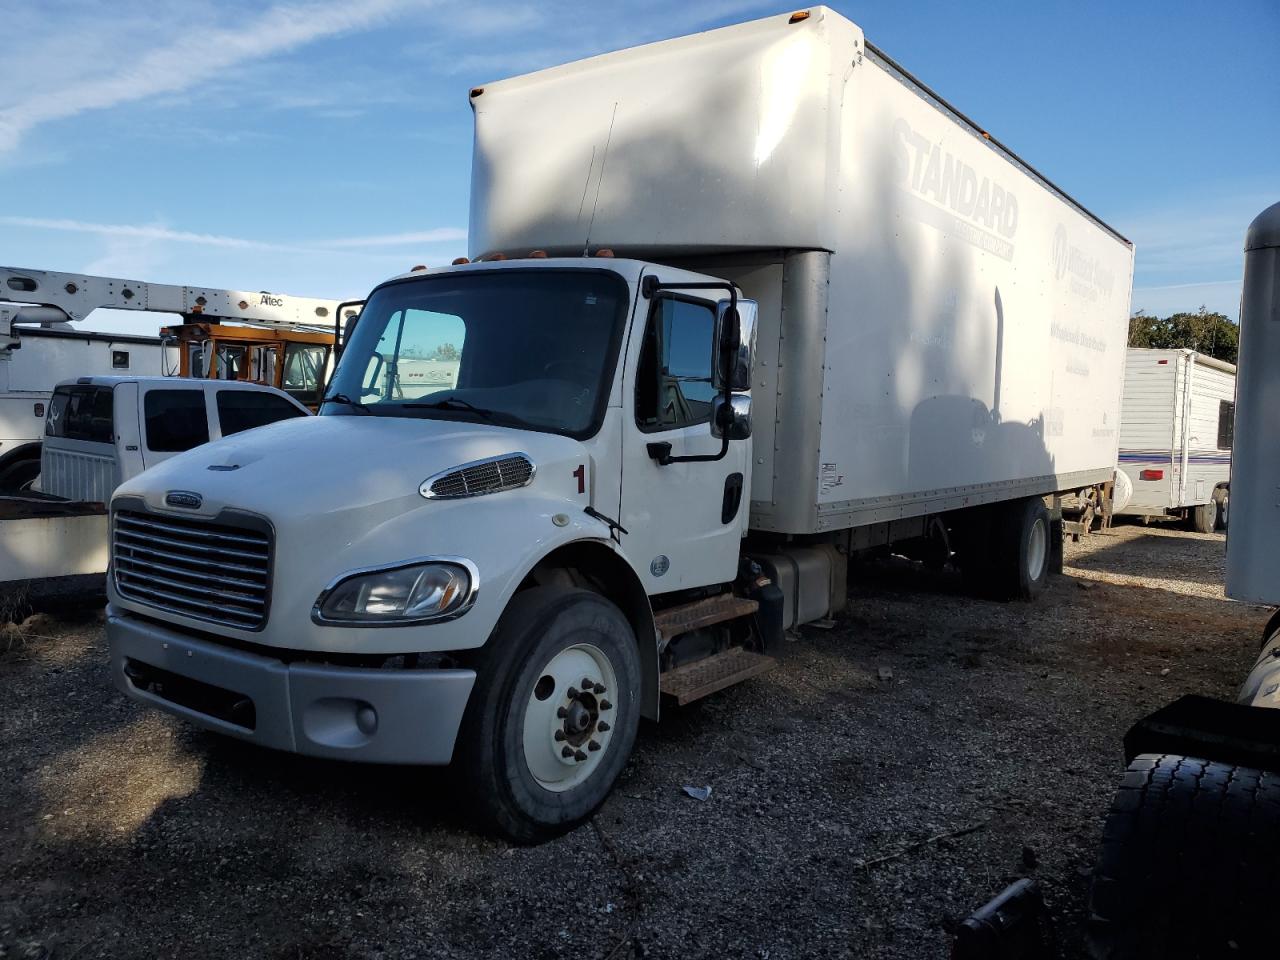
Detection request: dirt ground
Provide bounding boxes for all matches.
[0,523,1268,959]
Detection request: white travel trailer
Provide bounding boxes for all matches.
[1116,347,1234,531]
[105,8,1135,840]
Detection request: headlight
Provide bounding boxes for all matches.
[313,559,476,625]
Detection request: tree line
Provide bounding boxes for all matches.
[1128,307,1237,365]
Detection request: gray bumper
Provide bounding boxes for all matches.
[106,608,476,765]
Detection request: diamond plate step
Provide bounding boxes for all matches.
[653,595,758,641]
[660,647,777,706]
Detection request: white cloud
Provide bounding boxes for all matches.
[1,215,466,255]
[0,0,428,153]
[0,216,317,254]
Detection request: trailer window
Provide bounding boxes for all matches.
[635,297,717,431]
[46,385,114,444]
[144,390,210,452]
[1218,400,1234,450]
[217,390,307,436]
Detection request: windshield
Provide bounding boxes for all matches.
[323,269,629,437]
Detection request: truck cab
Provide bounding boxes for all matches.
[41,376,310,500]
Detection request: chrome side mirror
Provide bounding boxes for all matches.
[715,298,756,392]
[711,393,752,440]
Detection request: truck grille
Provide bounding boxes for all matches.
[422,454,534,499]
[112,509,272,630]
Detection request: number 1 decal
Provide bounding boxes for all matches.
[572,463,586,495]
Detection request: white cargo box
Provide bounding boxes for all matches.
[471,6,1135,534]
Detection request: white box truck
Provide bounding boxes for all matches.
[104,8,1135,840]
[1115,347,1234,531]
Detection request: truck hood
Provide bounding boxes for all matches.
[113,414,586,522]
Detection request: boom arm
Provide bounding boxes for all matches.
[0,265,356,330]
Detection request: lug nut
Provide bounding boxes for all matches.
[556,706,568,718]
[600,699,612,711]
[567,687,579,699]
[574,750,588,762]
[588,740,601,752]
[593,683,605,694]
[562,746,574,758]
[597,721,610,732]
[554,730,566,742]
[581,677,593,688]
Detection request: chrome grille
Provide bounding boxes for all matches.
[112,509,271,630]
[422,454,534,500]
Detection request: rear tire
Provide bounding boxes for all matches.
[0,453,40,492]
[1087,754,1280,958]
[1190,501,1216,534]
[1215,490,1229,531]
[990,497,1051,599]
[456,586,641,843]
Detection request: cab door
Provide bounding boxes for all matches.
[619,270,752,594]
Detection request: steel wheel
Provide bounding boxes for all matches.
[1027,516,1048,581]
[522,643,618,792]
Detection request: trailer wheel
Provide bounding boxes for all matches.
[1215,489,1229,531]
[989,497,1051,599]
[1087,754,1280,959]
[1189,500,1216,534]
[456,586,641,843]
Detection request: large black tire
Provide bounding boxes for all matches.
[1215,490,1229,532]
[1190,501,1216,534]
[0,453,40,492]
[456,586,641,843]
[1087,754,1280,958]
[984,497,1051,600]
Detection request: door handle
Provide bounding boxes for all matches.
[722,472,744,524]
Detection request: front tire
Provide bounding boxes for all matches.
[456,586,641,843]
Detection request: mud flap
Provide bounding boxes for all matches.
[1123,694,1280,774]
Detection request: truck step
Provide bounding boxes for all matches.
[660,647,777,706]
[653,594,758,641]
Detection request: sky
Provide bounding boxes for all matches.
[1,0,1276,335]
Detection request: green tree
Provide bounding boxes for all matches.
[431,342,460,361]
[1127,306,1238,365]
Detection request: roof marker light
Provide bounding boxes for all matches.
[410,264,428,272]
[452,257,470,265]
[529,250,548,259]
[789,10,810,23]
[470,87,484,98]
[594,249,615,258]
[487,253,508,261]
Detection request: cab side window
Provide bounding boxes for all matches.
[217,390,307,437]
[635,297,716,431]
[144,390,210,453]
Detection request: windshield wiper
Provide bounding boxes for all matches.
[321,392,372,415]
[402,396,494,419]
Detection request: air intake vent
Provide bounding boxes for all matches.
[421,454,535,500]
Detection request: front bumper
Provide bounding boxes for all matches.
[106,607,476,764]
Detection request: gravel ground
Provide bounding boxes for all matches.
[0,522,1268,959]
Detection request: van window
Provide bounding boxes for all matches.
[1218,400,1235,450]
[46,385,114,443]
[217,390,307,436]
[635,297,717,431]
[145,390,210,452]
